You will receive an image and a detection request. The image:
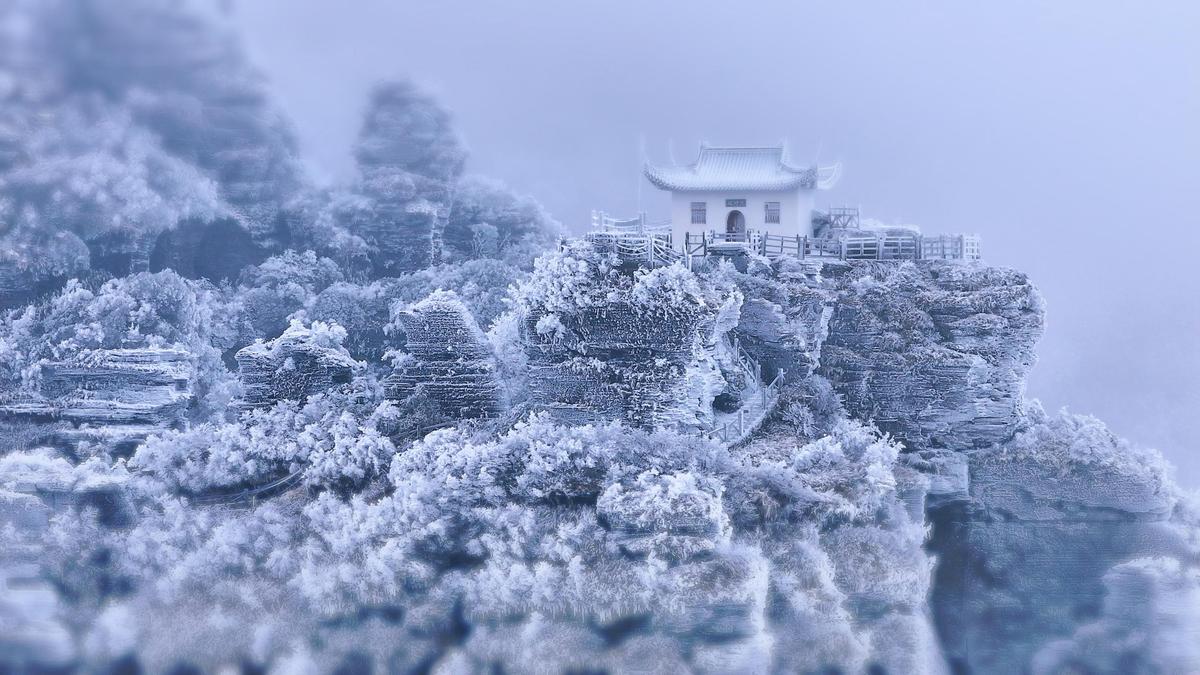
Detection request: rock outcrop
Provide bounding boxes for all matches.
[36,348,193,427]
[351,82,466,275]
[927,409,1193,674]
[818,261,1043,450]
[235,321,359,409]
[0,348,193,456]
[385,291,504,420]
[523,300,727,430]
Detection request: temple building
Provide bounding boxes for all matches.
[644,144,840,245]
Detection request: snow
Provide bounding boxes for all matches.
[0,1,1196,671]
[644,145,818,192]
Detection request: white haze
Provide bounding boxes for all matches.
[233,0,1200,484]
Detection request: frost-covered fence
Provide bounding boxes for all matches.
[688,231,981,262]
[825,206,862,229]
[585,211,679,267]
[921,234,982,260]
[707,370,785,447]
[590,210,670,235]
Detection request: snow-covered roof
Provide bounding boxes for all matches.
[643,145,839,192]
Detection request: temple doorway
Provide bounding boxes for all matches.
[726,210,746,237]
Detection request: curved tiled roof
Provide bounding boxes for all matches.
[644,145,822,192]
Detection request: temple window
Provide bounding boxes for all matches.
[765,201,781,224]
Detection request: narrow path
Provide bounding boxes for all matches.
[707,337,783,448]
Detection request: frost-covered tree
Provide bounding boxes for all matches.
[443,175,561,267]
[0,270,239,418]
[0,0,320,299]
[233,250,344,344]
[131,386,394,494]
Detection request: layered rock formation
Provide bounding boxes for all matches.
[350,82,466,275]
[523,301,725,429]
[385,291,504,420]
[516,244,738,431]
[36,348,193,426]
[722,257,832,384]
[818,261,1043,450]
[927,410,1194,674]
[0,348,193,455]
[235,321,359,409]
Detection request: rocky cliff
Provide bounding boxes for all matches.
[927,408,1195,674]
[817,261,1043,450]
[795,259,1199,675]
[4,245,1198,675]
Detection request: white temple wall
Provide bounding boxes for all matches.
[668,189,815,246]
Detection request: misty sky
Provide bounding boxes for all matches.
[233,0,1199,483]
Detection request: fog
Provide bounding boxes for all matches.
[236,0,1199,483]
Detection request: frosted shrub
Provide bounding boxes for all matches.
[1001,406,1172,487]
[533,314,565,339]
[732,420,904,527]
[514,240,618,316]
[597,470,731,560]
[132,389,395,493]
[629,264,705,311]
[487,310,530,403]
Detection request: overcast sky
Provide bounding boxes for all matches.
[233,0,1199,484]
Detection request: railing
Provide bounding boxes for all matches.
[825,206,861,229]
[706,370,785,446]
[586,211,680,267]
[587,208,981,266]
[921,234,982,260]
[585,231,680,266]
[841,235,921,260]
[685,230,981,262]
[704,335,785,446]
[590,210,671,235]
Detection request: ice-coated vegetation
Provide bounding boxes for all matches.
[2,1,1198,673]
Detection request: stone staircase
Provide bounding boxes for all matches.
[707,336,783,448]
